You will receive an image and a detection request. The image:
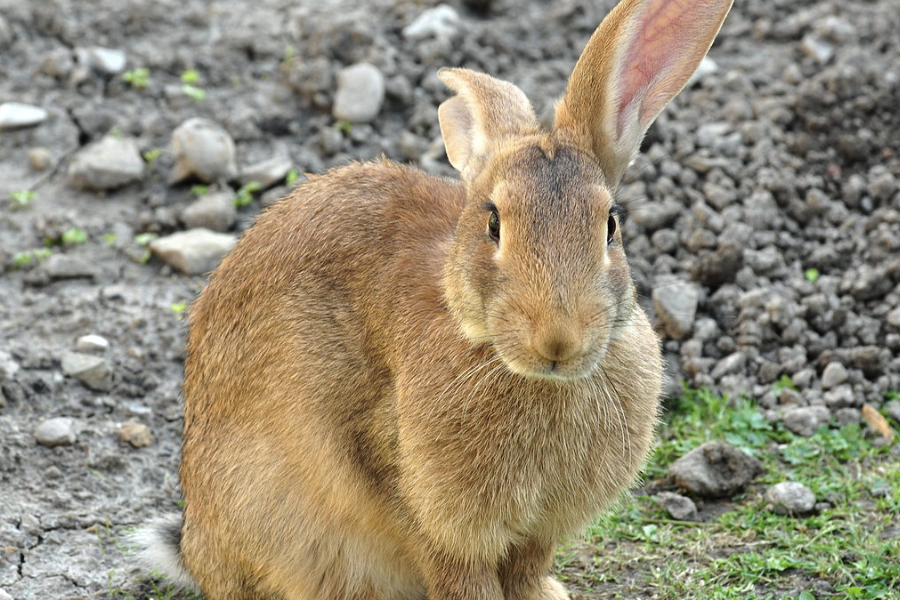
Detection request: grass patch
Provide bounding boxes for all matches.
[557,386,900,599]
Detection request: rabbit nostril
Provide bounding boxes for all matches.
[533,331,579,364]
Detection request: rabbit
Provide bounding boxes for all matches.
[135,0,732,598]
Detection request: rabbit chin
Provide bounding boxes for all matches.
[497,343,608,381]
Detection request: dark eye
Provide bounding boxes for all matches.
[607,205,623,245]
[487,206,500,243]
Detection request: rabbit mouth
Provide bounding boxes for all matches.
[497,341,607,381]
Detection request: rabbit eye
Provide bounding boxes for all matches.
[607,205,623,245]
[487,206,501,243]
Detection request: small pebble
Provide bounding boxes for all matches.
[0,102,49,130]
[67,135,145,190]
[652,277,699,340]
[767,481,816,515]
[333,63,385,124]
[119,421,152,448]
[654,491,698,521]
[170,118,238,184]
[403,4,461,41]
[35,417,77,447]
[239,156,294,189]
[28,147,53,171]
[181,191,237,233]
[61,351,111,391]
[149,228,237,275]
[76,334,109,352]
[782,406,831,437]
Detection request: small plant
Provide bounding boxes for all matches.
[8,189,35,209]
[181,69,206,101]
[805,267,820,282]
[11,248,51,269]
[190,184,209,197]
[142,148,162,165]
[61,228,88,245]
[773,374,798,392]
[333,120,353,134]
[234,181,263,208]
[285,169,301,186]
[134,232,158,247]
[123,68,150,89]
[103,233,118,247]
[171,301,188,315]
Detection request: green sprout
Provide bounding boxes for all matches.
[142,148,162,165]
[333,120,353,134]
[190,184,209,197]
[123,68,150,89]
[805,268,820,282]
[8,190,36,209]
[233,181,263,208]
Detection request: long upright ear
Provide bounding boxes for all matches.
[437,68,539,181]
[554,0,733,187]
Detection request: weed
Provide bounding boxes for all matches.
[333,120,353,134]
[234,181,262,207]
[123,68,150,88]
[134,233,159,247]
[103,232,118,247]
[11,248,51,269]
[8,189,35,209]
[190,184,209,197]
[773,374,798,392]
[804,268,820,282]
[143,148,162,165]
[181,84,206,101]
[286,169,301,186]
[171,301,187,315]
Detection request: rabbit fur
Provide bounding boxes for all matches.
[136,0,733,598]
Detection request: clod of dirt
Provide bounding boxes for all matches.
[668,441,763,498]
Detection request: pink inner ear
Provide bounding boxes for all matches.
[616,0,721,139]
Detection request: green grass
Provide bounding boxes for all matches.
[557,386,900,599]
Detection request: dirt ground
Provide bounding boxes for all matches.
[0,0,898,598]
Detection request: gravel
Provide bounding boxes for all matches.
[1,0,898,596]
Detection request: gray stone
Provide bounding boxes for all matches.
[35,418,77,447]
[61,351,111,391]
[711,352,746,380]
[654,491,698,521]
[834,408,861,426]
[333,63,385,124]
[800,34,834,64]
[692,242,744,287]
[0,350,20,380]
[652,277,699,340]
[668,441,763,498]
[885,400,900,424]
[687,56,718,87]
[0,102,49,130]
[119,422,152,448]
[181,191,237,233]
[76,334,109,352]
[170,118,238,184]
[766,481,816,515]
[821,361,848,390]
[782,406,831,437]
[149,228,237,275]
[77,46,127,75]
[67,135,145,190]
[823,384,856,409]
[28,147,53,171]
[41,254,98,280]
[887,307,900,328]
[239,156,294,189]
[403,4,460,41]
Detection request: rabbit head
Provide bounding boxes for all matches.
[439,0,732,380]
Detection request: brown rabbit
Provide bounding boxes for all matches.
[136,0,732,598]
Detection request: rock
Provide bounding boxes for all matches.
[35,417,77,447]
[887,307,900,328]
[41,254,99,280]
[652,278,699,340]
[711,352,746,380]
[403,4,461,41]
[149,228,237,275]
[77,46,127,75]
[668,441,763,498]
[0,102,49,130]
[239,156,294,189]
[170,118,238,184]
[800,34,834,64]
[119,422,152,448]
[67,135,145,190]
[782,406,831,437]
[181,191,237,233]
[0,350,20,380]
[688,56,718,87]
[76,334,109,352]
[692,242,744,287]
[849,346,889,377]
[654,491,698,521]
[28,147,53,171]
[823,384,856,409]
[766,481,816,515]
[61,351,112,391]
[885,400,900,423]
[261,185,290,208]
[821,362,848,390]
[333,63,385,124]
[850,266,892,301]
[834,408,860,426]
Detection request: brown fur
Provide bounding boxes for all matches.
[140,0,733,598]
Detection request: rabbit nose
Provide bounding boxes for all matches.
[532,327,580,363]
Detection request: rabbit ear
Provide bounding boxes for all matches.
[438,68,539,180]
[554,0,733,187]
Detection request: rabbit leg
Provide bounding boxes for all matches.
[498,538,569,600]
[417,549,504,600]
